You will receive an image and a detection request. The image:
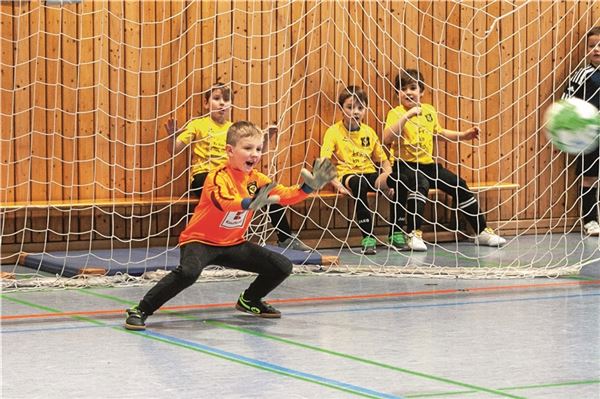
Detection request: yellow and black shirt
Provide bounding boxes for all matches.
[384,103,442,164]
[176,116,233,177]
[320,121,388,178]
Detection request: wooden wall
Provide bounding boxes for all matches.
[1,0,599,254]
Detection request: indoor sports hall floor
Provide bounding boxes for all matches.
[2,234,599,399]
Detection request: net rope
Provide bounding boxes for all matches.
[1,1,599,290]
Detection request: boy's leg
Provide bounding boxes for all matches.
[344,174,377,237]
[433,164,505,246]
[189,172,208,198]
[344,174,378,254]
[581,183,598,224]
[270,204,311,251]
[125,243,213,330]
[432,164,486,233]
[387,173,408,234]
[216,242,293,317]
[395,162,429,233]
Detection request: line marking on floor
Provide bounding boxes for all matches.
[2,279,598,321]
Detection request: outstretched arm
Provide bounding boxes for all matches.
[300,158,337,191]
[439,126,480,142]
[165,118,188,156]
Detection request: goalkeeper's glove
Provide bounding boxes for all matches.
[246,182,280,211]
[300,158,336,191]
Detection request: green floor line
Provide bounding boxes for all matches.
[206,320,525,399]
[404,378,600,398]
[77,288,524,399]
[0,293,389,399]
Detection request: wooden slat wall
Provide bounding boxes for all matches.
[1,0,599,251]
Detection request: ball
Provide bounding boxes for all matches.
[543,97,600,154]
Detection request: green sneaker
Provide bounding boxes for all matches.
[361,236,377,255]
[124,305,147,331]
[235,292,281,318]
[388,232,406,249]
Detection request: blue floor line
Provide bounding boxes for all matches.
[143,329,404,399]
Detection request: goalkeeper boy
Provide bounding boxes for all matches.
[125,121,336,330]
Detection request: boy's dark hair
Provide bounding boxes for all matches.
[338,85,368,107]
[204,83,233,102]
[394,69,425,92]
[587,26,600,39]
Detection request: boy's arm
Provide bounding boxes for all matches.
[165,118,188,156]
[382,107,421,146]
[439,126,480,142]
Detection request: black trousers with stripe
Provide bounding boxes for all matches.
[139,242,292,316]
[394,161,487,234]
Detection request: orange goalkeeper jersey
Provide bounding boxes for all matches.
[179,164,309,246]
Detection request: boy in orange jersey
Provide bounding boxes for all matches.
[125,121,336,330]
[167,83,310,251]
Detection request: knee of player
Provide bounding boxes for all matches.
[281,259,293,276]
[175,267,202,284]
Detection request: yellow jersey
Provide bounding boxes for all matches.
[320,121,388,178]
[384,103,442,164]
[179,164,309,247]
[176,116,233,176]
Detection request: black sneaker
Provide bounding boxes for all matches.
[125,305,147,330]
[235,293,281,318]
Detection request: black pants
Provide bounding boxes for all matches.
[396,161,487,234]
[342,173,406,238]
[190,173,293,242]
[139,242,293,315]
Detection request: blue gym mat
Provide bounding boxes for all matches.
[19,245,323,277]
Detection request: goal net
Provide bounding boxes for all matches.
[1,0,599,289]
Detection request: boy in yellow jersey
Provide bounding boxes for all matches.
[321,86,409,255]
[383,69,506,251]
[167,83,310,251]
[125,121,336,330]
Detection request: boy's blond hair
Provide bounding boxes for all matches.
[226,121,262,146]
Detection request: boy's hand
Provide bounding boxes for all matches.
[248,182,280,211]
[301,158,337,191]
[165,118,177,136]
[463,126,480,141]
[331,179,352,196]
[405,106,421,119]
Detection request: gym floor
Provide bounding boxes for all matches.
[2,234,599,399]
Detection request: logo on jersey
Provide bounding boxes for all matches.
[247,181,258,196]
[361,137,370,147]
[221,210,248,229]
[425,114,433,122]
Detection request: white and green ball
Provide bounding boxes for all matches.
[544,97,600,154]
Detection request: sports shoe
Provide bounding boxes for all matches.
[278,235,311,252]
[388,232,406,250]
[475,227,507,246]
[583,220,600,236]
[406,230,427,251]
[125,305,147,331]
[235,292,281,318]
[361,236,377,255]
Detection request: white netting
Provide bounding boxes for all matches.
[1,0,599,290]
